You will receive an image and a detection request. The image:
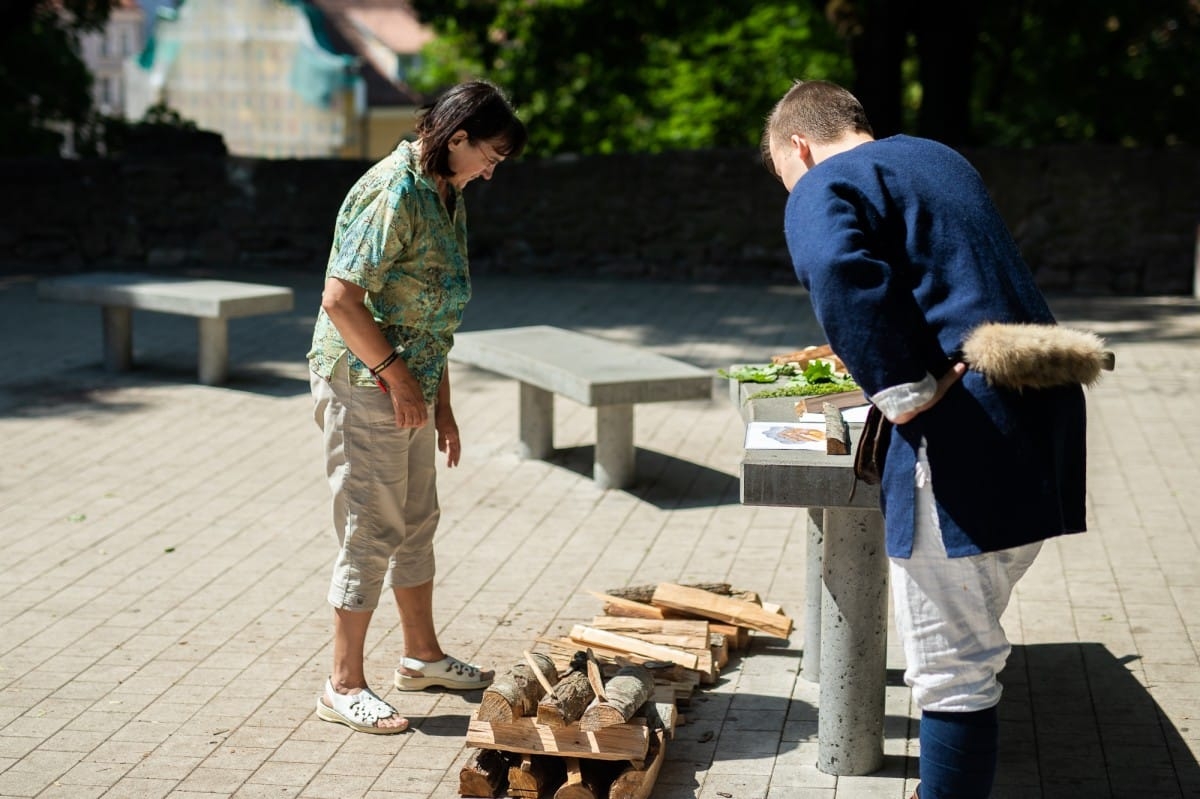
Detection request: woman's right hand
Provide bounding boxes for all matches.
[381,360,428,428]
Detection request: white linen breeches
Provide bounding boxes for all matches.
[889,439,1042,712]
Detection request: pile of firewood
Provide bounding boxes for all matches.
[459,582,793,799]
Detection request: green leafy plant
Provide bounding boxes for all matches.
[720,359,860,400]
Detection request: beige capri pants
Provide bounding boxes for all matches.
[311,355,440,612]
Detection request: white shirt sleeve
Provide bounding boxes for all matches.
[869,373,937,423]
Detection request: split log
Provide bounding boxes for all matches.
[587,617,711,650]
[507,754,564,798]
[536,637,700,699]
[568,624,699,670]
[589,592,666,619]
[823,403,850,455]
[710,622,751,650]
[710,632,729,671]
[609,728,666,799]
[553,757,601,799]
[458,747,511,798]
[477,652,558,723]
[537,667,595,728]
[580,663,654,732]
[651,583,793,639]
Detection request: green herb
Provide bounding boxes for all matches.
[747,381,861,400]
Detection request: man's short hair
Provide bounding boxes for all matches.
[765,80,874,146]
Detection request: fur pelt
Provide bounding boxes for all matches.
[961,323,1113,390]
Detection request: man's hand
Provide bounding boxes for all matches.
[892,362,967,425]
[435,404,461,467]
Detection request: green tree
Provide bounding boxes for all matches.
[0,0,117,156]
[814,0,1200,146]
[973,0,1200,147]
[411,0,851,155]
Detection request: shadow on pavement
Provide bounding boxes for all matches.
[995,642,1200,798]
[546,445,740,508]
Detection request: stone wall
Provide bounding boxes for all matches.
[2,145,1197,293]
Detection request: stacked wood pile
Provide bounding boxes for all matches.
[459,582,793,798]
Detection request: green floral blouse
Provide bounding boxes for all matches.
[307,140,470,404]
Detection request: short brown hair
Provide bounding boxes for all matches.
[415,80,528,179]
[762,80,873,176]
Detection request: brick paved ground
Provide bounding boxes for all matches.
[0,266,1197,798]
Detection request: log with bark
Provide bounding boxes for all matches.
[823,402,850,455]
[458,747,512,798]
[589,592,667,620]
[604,582,733,604]
[537,653,596,728]
[580,663,654,732]
[476,652,558,723]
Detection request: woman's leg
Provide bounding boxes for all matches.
[312,363,409,729]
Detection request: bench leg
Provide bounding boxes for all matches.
[594,404,634,490]
[817,508,887,776]
[101,306,133,372]
[801,507,824,683]
[197,317,229,386]
[518,383,554,459]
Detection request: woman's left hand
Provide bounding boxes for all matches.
[435,405,461,467]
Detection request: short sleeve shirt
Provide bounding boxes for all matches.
[307,140,470,404]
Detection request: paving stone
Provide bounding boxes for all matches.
[1,271,1197,797]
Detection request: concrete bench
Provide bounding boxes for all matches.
[37,272,294,385]
[450,325,713,489]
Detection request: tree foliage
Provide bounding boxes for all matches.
[410,0,851,155]
[0,0,117,155]
[412,0,1200,154]
[972,0,1200,147]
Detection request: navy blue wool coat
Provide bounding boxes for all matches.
[783,135,1087,557]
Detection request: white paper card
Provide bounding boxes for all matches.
[745,422,829,451]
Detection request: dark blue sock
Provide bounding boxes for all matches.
[917,707,999,799]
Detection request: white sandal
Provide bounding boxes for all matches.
[394,655,494,691]
[315,679,409,734]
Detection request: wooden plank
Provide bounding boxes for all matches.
[568,625,699,670]
[651,583,793,638]
[466,715,650,761]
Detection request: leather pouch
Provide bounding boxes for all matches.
[853,404,893,486]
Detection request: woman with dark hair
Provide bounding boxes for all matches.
[307,80,527,734]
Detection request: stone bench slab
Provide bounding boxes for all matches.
[451,325,713,489]
[38,272,294,385]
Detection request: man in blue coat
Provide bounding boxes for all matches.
[762,80,1088,799]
